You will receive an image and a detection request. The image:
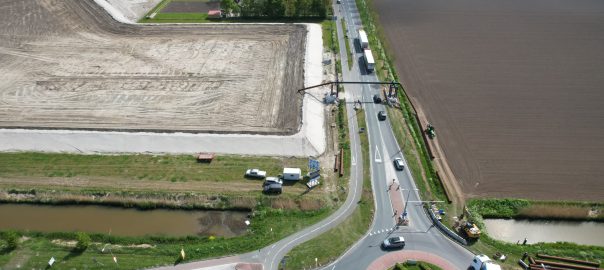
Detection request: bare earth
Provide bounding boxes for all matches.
[0,0,305,135]
[373,0,604,201]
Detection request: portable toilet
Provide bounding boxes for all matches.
[282,168,302,181]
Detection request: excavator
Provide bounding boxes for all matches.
[464,221,481,239]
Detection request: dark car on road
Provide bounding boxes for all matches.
[393,157,405,171]
[382,236,405,249]
[373,94,382,103]
[377,111,387,121]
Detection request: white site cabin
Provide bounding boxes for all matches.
[282,168,302,181]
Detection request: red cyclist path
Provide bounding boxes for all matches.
[388,180,405,223]
[367,250,457,270]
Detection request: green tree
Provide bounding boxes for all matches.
[264,0,285,17]
[295,0,311,16]
[221,0,241,16]
[310,0,326,17]
[284,0,297,17]
[240,0,261,17]
[3,231,19,250]
[75,232,91,252]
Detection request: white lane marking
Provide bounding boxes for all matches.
[374,145,382,162]
[351,155,356,166]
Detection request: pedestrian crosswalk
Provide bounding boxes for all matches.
[368,228,396,236]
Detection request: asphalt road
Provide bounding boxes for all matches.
[321,0,475,268]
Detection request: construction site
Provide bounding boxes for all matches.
[0,0,306,135]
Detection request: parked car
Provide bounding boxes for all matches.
[263,176,283,186]
[245,168,266,179]
[393,158,404,171]
[263,183,282,194]
[382,236,405,249]
[373,94,382,103]
[470,255,502,270]
[377,111,387,121]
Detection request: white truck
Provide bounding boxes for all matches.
[363,49,375,73]
[245,168,266,179]
[358,29,369,49]
[470,255,502,270]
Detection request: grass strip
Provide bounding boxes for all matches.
[0,153,306,183]
[322,20,339,53]
[285,108,373,269]
[140,12,210,23]
[341,18,354,70]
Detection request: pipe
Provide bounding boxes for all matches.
[537,254,600,268]
[534,259,599,270]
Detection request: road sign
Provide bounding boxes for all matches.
[308,159,320,170]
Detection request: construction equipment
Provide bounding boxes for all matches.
[464,221,481,239]
[425,123,436,139]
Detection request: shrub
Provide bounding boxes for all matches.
[3,230,19,250]
[75,232,91,251]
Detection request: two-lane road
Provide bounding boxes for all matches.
[326,0,475,268]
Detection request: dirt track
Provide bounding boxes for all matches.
[0,0,305,135]
[373,0,604,201]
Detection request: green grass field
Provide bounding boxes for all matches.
[0,153,305,183]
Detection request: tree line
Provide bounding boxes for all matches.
[221,0,330,19]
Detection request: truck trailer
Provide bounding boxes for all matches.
[363,49,375,73]
[358,29,369,49]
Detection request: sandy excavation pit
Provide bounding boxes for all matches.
[0,0,306,135]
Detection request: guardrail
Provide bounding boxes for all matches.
[426,207,468,245]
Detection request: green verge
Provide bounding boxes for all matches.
[464,198,604,269]
[139,12,210,23]
[389,261,443,270]
[0,207,331,270]
[286,108,373,269]
[340,18,354,70]
[322,20,339,53]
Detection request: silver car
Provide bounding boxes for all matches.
[393,158,404,171]
[382,236,405,249]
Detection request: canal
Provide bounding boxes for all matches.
[0,204,249,237]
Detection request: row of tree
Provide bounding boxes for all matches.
[221,0,330,19]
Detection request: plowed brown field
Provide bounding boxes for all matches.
[373,0,604,201]
[0,0,305,135]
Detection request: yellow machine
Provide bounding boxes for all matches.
[464,222,481,238]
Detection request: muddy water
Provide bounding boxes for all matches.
[484,219,604,246]
[0,204,249,237]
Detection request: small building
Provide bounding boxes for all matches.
[282,168,301,181]
[207,9,222,19]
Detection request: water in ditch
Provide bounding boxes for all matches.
[484,219,604,246]
[0,203,249,237]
